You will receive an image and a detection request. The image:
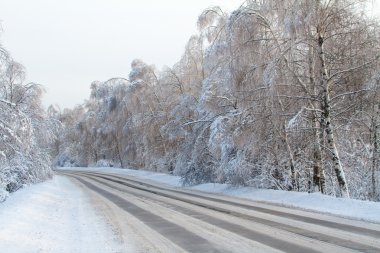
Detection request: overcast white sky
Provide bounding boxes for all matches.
[0,0,379,109]
[0,0,240,108]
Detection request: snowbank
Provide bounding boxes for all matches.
[59,167,380,223]
[0,175,125,253]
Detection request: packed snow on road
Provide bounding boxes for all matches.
[1,167,380,253]
[63,167,380,223]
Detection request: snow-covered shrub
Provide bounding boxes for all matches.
[95,159,115,168]
[175,124,218,186]
[181,151,217,186]
[223,150,253,186]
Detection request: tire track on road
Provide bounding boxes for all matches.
[80,171,380,238]
[66,172,369,253]
[72,175,229,253]
[74,171,380,253]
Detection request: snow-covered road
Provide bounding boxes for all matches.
[2,168,380,253]
[62,169,380,253]
[61,166,380,223]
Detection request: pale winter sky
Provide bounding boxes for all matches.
[0,0,241,109]
[0,0,379,109]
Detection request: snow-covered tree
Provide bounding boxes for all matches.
[0,43,54,201]
[56,0,380,201]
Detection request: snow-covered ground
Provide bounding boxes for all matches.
[1,167,379,253]
[60,167,380,223]
[0,175,125,253]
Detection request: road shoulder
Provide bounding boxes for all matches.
[0,175,125,253]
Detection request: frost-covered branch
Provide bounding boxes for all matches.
[330,89,371,102]
[0,98,15,107]
[328,57,379,82]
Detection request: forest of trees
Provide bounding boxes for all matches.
[0,43,58,201]
[53,0,379,201]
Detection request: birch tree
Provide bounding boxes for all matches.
[56,0,380,200]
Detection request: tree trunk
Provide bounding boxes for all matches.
[324,105,349,198]
[318,32,349,198]
[283,121,297,190]
[114,134,124,168]
[309,42,326,194]
[372,102,380,201]
[313,123,326,194]
[312,105,326,194]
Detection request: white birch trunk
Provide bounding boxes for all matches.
[318,32,350,198]
[283,121,297,190]
[309,43,326,194]
[313,121,326,194]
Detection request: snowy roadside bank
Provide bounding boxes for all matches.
[0,175,124,253]
[59,167,380,224]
